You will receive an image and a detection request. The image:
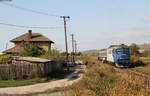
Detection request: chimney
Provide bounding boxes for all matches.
[28,30,32,39]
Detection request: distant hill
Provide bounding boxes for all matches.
[82,44,150,54]
[138,44,150,50]
[82,49,100,54]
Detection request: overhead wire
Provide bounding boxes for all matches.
[1,2,61,18]
[0,2,63,29]
[0,22,62,29]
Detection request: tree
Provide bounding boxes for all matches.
[42,49,61,60]
[19,43,44,57]
[60,52,70,56]
[76,52,82,56]
[129,43,140,55]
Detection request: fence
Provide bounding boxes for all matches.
[0,63,52,80]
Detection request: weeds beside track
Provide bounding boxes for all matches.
[102,62,150,88]
[125,68,150,80]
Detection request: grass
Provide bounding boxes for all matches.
[72,56,150,96]
[132,56,150,73]
[0,70,72,88]
[136,66,150,73]
[0,78,52,88]
[44,86,75,96]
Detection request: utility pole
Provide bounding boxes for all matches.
[60,16,70,61]
[71,34,75,63]
[74,40,77,55]
[60,16,70,71]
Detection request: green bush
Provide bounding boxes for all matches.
[19,43,44,57]
[41,49,63,61]
[129,43,140,55]
[0,54,14,64]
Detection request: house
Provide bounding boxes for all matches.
[3,30,54,53]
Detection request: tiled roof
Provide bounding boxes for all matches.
[3,46,20,53]
[11,56,52,63]
[11,32,54,43]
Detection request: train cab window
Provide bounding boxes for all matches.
[116,49,122,54]
[116,48,130,54]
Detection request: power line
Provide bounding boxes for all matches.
[0,0,12,2]
[1,2,61,17]
[0,22,62,29]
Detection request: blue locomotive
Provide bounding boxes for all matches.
[98,44,131,67]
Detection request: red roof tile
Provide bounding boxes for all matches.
[11,32,54,43]
[3,46,21,53]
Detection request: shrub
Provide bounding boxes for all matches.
[19,43,44,57]
[41,49,64,61]
[0,54,15,64]
[129,43,140,55]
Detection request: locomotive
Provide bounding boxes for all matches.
[98,44,131,67]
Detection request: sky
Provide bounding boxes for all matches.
[1,0,150,53]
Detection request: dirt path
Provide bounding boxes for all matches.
[0,71,83,95]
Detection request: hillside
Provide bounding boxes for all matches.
[82,44,150,53]
[138,44,150,50]
[82,49,100,54]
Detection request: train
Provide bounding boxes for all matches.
[98,44,131,67]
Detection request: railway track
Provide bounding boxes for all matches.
[98,60,150,91]
[122,68,150,88]
[125,68,150,81]
[102,62,150,80]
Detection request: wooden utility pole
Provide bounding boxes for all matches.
[74,40,77,55]
[71,34,75,63]
[61,16,70,71]
[60,16,70,62]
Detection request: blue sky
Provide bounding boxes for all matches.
[0,0,150,53]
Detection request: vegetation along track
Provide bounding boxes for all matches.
[124,68,150,81]
[100,61,150,88]
[117,68,150,88]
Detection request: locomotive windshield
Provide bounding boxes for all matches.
[116,48,130,54]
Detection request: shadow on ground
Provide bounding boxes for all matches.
[129,60,147,68]
[45,70,74,81]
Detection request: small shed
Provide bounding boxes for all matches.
[10,56,57,76]
[0,56,62,80]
